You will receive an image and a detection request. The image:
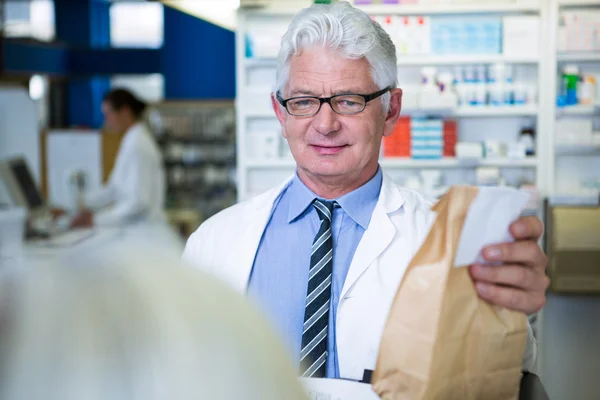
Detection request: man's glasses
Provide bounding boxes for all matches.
[276,87,391,117]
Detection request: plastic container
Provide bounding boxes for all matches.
[489,83,503,106]
[563,64,579,106]
[579,75,596,105]
[514,83,527,105]
[488,63,506,83]
[421,67,437,87]
[0,207,26,260]
[437,72,454,93]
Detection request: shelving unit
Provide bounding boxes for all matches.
[152,101,237,222]
[236,0,552,201]
[547,0,600,197]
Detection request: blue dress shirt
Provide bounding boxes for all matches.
[247,168,382,378]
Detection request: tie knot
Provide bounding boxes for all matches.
[312,199,338,222]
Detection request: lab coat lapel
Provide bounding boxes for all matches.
[235,177,294,292]
[340,173,404,299]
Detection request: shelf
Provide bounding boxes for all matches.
[244,2,541,17]
[557,52,600,62]
[245,54,541,68]
[558,0,600,7]
[555,145,600,156]
[357,3,541,15]
[246,105,538,119]
[397,54,539,65]
[380,157,538,168]
[404,105,539,117]
[245,157,538,169]
[556,104,599,116]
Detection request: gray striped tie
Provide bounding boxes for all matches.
[300,199,338,378]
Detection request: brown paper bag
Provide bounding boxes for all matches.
[372,186,527,400]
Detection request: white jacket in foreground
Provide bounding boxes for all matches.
[86,122,166,226]
[182,172,537,380]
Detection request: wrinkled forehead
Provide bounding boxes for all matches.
[285,47,376,95]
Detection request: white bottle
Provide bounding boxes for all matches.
[488,63,506,84]
[514,83,527,105]
[489,83,503,106]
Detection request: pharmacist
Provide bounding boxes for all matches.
[183,1,549,380]
[70,88,166,228]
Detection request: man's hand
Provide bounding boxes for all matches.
[469,215,550,315]
[70,210,94,229]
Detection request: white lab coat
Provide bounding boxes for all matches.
[86,122,166,226]
[182,172,537,380]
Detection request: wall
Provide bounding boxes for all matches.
[162,5,235,99]
[0,87,41,183]
[1,2,236,128]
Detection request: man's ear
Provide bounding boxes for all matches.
[383,88,403,137]
[271,92,288,139]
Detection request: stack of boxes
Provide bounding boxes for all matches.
[443,120,457,157]
[384,117,458,159]
[383,116,411,157]
[558,10,600,53]
[411,118,444,160]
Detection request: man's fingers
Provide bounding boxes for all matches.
[470,264,550,291]
[474,282,547,315]
[482,240,548,267]
[510,215,544,241]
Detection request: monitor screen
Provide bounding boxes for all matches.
[10,160,44,209]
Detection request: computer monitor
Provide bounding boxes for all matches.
[0,157,47,217]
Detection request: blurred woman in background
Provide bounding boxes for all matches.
[0,245,307,400]
[71,88,165,228]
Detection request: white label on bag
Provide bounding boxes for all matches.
[454,186,530,268]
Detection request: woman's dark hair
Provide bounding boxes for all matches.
[103,88,147,119]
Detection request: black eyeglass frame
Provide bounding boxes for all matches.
[276,86,392,116]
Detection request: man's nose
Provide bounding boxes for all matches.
[312,102,341,135]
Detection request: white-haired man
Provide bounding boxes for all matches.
[183,1,549,380]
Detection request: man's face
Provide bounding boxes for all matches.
[272,47,402,189]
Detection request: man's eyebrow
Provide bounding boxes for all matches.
[288,89,319,97]
[287,88,370,97]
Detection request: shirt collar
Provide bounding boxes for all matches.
[286,167,383,229]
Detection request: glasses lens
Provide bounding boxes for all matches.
[287,98,320,116]
[331,95,366,114]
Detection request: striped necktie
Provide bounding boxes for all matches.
[300,199,338,378]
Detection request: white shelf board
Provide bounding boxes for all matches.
[555,145,600,156]
[245,54,540,68]
[246,157,538,169]
[557,52,600,62]
[404,105,539,117]
[244,2,541,17]
[556,104,599,116]
[455,105,538,117]
[400,54,540,65]
[357,3,541,15]
[558,0,600,7]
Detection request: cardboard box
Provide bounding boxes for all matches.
[547,204,600,293]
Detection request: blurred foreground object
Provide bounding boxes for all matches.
[0,248,307,400]
[373,186,528,400]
